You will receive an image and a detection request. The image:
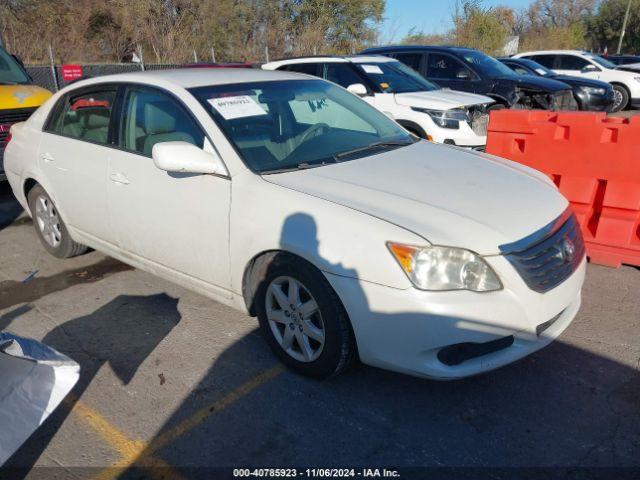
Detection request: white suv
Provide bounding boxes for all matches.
[514,50,640,111]
[263,56,494,149]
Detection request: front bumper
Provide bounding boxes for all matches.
[325,256,586,380]
[575,90,615,112]
[631,98,640,108]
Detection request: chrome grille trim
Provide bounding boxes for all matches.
[499,210,585,293]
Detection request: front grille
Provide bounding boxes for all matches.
[552,90,579,111]
[0,107,37,172]
[0,106,38,125]
[499,210,585,293]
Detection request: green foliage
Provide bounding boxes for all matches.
[0,0,386,62]
[451,0,512,55]
[587,0,640,53]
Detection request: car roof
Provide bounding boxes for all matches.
[264,55,396,68]
[362,45,477,53]
[517,50,587,56]
[57,68,309,91]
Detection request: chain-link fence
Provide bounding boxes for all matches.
[25,63,181,92]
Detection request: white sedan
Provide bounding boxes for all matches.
[4,69,586,379]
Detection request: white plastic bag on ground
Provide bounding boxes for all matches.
[0,331,79,465]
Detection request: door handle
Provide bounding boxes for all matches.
[41,152,55,163]
[110,172,131,185]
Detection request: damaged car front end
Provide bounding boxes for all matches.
[492,76,579,110]
[0,332,79,465]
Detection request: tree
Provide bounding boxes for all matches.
[588,0,640,53]
[451,0,513,55]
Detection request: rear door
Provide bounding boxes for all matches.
[39,86,117,244]
[107,84,231,289]
[392,52,425,76]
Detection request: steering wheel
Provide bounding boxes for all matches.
[295,123,330,148]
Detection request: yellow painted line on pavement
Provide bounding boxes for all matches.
[81,365,283,480]
[144,365,284,455]
[63,396,182,480]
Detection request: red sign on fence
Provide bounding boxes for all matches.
[61,64,83,82]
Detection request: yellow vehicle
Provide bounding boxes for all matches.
[1,46,52,181]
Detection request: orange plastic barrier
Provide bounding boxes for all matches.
[486,110,640,268]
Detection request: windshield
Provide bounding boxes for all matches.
[0,48,30,84]
[586,54,616,69]
[355,61,439,93]
[190,79,413,174]
[459,50,516,77]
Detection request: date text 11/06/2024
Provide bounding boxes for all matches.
[233,468,401,478]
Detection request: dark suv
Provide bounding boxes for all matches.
[361,45,577,110]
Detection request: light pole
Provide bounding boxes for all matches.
[617,0,633,54]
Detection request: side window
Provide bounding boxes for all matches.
[528,55,557,69]
[323,63,364,88]
[427,53,472,80]
[558,55,590,71]
[48,90,116,145]
[120,87,204,156]
[281,63,321,77]
[394,53,422,72]
[512,65,530,76]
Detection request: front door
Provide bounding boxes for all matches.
[107,85,231,290]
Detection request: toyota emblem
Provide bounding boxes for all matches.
[560,238,575,263]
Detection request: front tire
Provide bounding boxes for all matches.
[611,84,629,112]
[28,184,87,258]
[255,254,356,379]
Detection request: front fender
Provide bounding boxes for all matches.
[229,173,426,295]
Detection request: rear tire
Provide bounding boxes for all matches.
[255,253,356,379]
[611,84,629,112]
[27,184,87,258]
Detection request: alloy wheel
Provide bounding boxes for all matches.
[265,276,325,362]
[35,194,62,248]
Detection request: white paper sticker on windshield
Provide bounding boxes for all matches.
[361,64,384,75]
[207,95,267,120]
[535,68,547,75]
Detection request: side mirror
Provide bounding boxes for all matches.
[582,64,599,73]
[456,69,471,80]
[152,141,228,176]
[347,83,368,96]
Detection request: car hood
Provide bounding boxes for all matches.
[394,89,494,110]
[553,75,612,89]
[616,63,640,72]
[263,141,567,255]
[0,84,52,110]
[492,74,570,93]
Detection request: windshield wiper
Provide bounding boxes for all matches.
[259,158,337,175]
[332,140,413,161]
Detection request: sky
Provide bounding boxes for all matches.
[381,0,533,43]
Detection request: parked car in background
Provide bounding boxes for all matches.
[514,50,640,111]
[498,57,614,112]
[602,55,640,74]
[602,54,640,67]
[263,55,494,148]
[182,62,254,69]
[0,45,52,181]
[4,69,585,380]
[361,45,578,111]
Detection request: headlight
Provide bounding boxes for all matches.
[635,77,640,83]
[411,107,468,129]
[387,243,502,292]
[580,86,606,96]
